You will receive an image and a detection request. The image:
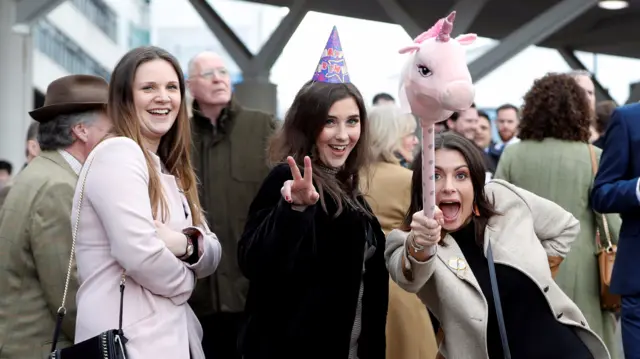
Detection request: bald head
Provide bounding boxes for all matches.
[187,51,231,107]
[188,51,224,78]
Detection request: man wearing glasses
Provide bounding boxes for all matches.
[186,51,276,359]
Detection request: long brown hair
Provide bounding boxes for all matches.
[402,132,499,246]
[108,46,203,225]
[269,80,371,216]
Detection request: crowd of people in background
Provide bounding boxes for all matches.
[369,68,626,359]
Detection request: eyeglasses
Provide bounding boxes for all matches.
[193,68,229,80]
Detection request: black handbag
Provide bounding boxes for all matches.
[49,154,128,359]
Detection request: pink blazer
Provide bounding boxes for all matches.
[71,137,221,359]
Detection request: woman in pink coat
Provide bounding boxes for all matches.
[72,46,221,358]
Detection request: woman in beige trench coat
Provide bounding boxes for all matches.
[386,132,609,359]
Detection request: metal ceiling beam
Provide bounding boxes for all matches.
[376,0,421,39]
[468,0,599,82]
[558,47,616,105]
[187,0,253,71]
[449,0,489,36]
[627,82,640,104]
[570,21,633,48]
[16,0,64,25]
[252,0,308,78]
[188,0,307,77]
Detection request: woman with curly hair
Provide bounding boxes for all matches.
[495,72,622,358]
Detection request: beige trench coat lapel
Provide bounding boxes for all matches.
[436,234,482,294]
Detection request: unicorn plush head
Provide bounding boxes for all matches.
[398,11,477,124]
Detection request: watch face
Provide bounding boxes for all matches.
[187,243,194,257]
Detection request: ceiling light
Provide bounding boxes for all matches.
[598,0,629,10]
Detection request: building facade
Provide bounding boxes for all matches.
[0,0,151,170]
[33,0,151,106]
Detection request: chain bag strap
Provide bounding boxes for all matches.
[49,152,128,359]
[588,144,620,312]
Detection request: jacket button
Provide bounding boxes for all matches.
[543,286,549,293]
[556,313,563,319]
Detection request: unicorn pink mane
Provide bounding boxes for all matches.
[411,12,456,45]
[412,19,444,44]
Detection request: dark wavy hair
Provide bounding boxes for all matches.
[519,73,592,142]
[268,80,371,216]
[401,132,499,246]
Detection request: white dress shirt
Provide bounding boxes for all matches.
[58,149,82,175]
[495,136,521,152]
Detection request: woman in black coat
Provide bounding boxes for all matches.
[237,78,388,359]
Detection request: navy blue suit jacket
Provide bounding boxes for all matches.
[592,102,640,296]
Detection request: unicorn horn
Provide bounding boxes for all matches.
[446,11,457,24]
[437,11,456,42]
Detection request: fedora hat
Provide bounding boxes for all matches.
[29,74,108,123]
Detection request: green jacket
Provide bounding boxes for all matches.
[0,151,79,358]
[495,138,622,359]
[189,99,276,315]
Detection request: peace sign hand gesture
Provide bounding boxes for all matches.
[281,156,320,207]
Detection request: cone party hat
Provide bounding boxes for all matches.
[311,26,350,83]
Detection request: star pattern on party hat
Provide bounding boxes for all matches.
[312,26,350,84]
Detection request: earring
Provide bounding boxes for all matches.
[473,202,480,216]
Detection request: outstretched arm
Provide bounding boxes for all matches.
[385,229,437,293]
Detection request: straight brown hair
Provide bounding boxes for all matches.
[269,80,371,217]
[108,46,203,225]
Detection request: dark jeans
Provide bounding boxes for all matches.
[622,294,640,359]
[200,312,244,359]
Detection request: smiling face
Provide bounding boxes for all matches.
[133,59,181,142]
[315,97,361,168]
[455,107,479,141]
[434,148,474,231]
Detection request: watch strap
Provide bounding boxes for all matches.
[179,235,194,260]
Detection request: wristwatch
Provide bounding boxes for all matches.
[179,235,194,260]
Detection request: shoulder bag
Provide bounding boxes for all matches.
[49,154,128,359]
[588,144,621,312]
[434,238,511,359]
